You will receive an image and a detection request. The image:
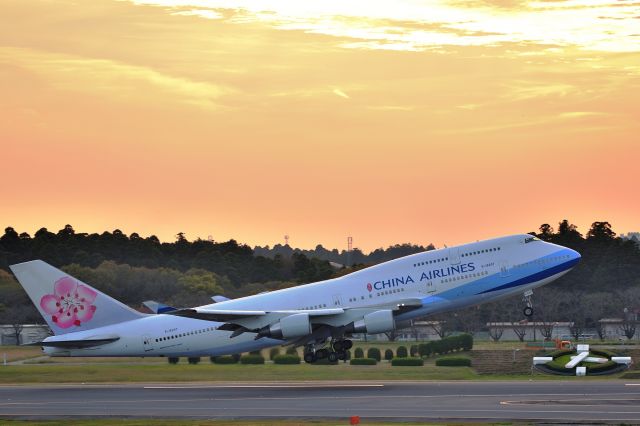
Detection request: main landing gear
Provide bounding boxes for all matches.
[303,338,353,363]
[523,289,534,317]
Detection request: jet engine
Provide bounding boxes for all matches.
[256,313,311,339]
[349,310,395,334]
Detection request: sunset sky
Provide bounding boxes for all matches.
[1,0,638,251]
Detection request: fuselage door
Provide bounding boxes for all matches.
[142,335,154,352]
[332,294,343,307]
[448,247,461,265]
[499,260,511,277]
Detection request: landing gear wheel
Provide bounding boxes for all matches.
[343,339,353,350]
[523,306,533,317]
[332,340,344,351]
[304,352,317,364]
[337,351,347,361]
[328,351,339,363]
[315,348,329,359]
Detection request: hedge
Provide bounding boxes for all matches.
[392,357,424,366]
[350,358,377,365]
[187,357,200,365]
[435,357,471,367]
[590,349,616,359]
[547,349,573,358]
[396,346,408,358]
[586,360,618,373]
[354,348,364,358]
[211,355,238,364]
[410,345,419,357]
[384,349,394,361]
[273,354,301,364]
[240,354,265,364]
[418,334,473,357]
[168,357,179,364]
[367,347,381,361]
[286,346,298,355]
[269,347,281,360]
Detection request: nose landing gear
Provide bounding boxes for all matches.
[523,290,534,317]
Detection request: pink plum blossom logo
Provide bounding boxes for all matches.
[39,277,97,328]
[367,283,373,292]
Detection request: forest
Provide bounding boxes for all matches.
[1,220,639,336]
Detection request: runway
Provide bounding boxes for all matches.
[1,380,640,422]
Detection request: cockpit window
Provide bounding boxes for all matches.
[524,236,540,243]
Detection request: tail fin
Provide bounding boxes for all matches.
[10,260,144,335]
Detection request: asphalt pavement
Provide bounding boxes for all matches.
[1,380,640,422]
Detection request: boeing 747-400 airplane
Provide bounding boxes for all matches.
[11,234,580,363]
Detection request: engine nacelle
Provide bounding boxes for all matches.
[257,313,311,339]
[350,310,395,334]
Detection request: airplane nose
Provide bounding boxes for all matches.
[570,248,581,262]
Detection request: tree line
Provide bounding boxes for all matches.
[1,220,639,337]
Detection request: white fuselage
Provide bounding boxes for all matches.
[43,234,580,357]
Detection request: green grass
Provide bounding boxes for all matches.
[1,359,631,383]
[0,362,482,383]
[546,353,610,370]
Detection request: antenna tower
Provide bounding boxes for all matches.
[284,234,290,246]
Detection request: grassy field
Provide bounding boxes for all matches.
[3,358,631,383]
[0,362,482,383]
[0,346,43,362]
[0,343,635,383]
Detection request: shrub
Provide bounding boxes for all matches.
[168,357,179,364]
[459,334,473,351]
[212,355,238,364]
[240,354,265,364]
[586,361,618,373]
[548,349,573,358]
[418,342,433,357]
[591,349,616,359]
[187,357,200,365]
[231,353,241,363]
[367,347,381,361]
[269,347,281,360]
[435,356,471,367]
[286,346,298,355]
[249,350,262,356]
[273,354,301,364]
[396,346,408,358]
[417,335,474,357]
[392,357,424,366]
[410,345,418,357]
[354,347,364,358]
[350,358,377,365]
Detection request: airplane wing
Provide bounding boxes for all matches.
[167,298,423,341]
[168,307,344,322]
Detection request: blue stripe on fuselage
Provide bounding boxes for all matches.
[419,249,578,306]
[477,256,579,294]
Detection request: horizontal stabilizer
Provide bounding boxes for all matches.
[26,337,120,349]
[143,300,177,314]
